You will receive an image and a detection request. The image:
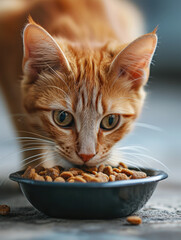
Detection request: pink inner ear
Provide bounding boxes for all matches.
[22,23,71,79]
[109,33,157,89]
[128,68,145,89]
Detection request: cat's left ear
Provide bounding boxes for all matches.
[109,30,158,89]
[22,21,71,82]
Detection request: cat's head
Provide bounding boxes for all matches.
[22,21,157,167]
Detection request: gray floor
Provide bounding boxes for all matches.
[0,185,181,240]
[0,76,181,239]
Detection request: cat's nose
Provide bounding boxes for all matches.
[79,154,95,162]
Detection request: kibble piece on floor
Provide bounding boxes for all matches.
[126,216,142,225]
[0,205,10,216]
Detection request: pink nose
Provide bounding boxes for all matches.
[79,154,95,162]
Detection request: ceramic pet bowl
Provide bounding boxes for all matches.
[10,168,167,219]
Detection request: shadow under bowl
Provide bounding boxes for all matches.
[9,168,167,219]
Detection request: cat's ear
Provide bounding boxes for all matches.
[22,22,71,81]
[109,30,157,89]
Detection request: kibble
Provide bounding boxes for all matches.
[126,216,142,225]
[22,163,147,183]
[45,176,53,182]
[0,205,10,216]
[131,170,147,179]
[103,166,113,176]
[60,171,74,179]
[115,173,129,180]
[54,177,65,182]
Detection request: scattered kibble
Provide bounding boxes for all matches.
[0,205,10,216]
[126,216,142,225]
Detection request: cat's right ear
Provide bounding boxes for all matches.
[108,31,157,89]
[22,23,71,82]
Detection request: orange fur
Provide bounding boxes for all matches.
[0,0,157,167]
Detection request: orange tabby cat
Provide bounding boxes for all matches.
[0,0,157,168]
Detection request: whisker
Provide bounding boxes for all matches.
[0,152,49,186]
[34,151,57,169]
[15,137,53,144]
[46,85,72,107]
[46,85,70,99]
[21,152,47,164]
[106,156,141,170]
[123,159,142,170]
[115,145,166,168]
[135,122,163,132]
[16,130,54,142]
[117,145,150,152]
[0,146,53,165]
[21,147,53,152]
[121,152,152,168]
[21,142,52,148]
[125,152,171,173]
[1,136,54,146]
[46,64,71,92]
[21,152,50,169]
[113,145,155,168]
[122,159,142,170]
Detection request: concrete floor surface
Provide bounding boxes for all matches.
[0,185,181,240]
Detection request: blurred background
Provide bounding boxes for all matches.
[0,0,181,187]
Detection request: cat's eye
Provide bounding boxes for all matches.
[53,110,74,127]
[100,114,120,130]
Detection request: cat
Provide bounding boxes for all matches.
[0,0,157,168]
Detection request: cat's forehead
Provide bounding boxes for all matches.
[65,42,115,78]
[74,83,103,116]
[73,84,136,117]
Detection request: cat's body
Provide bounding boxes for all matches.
[0,0,157,168]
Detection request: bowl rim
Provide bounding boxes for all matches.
[9,168,168,188]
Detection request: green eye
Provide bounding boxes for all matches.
[53,110,73,127]
[100,114,120,130]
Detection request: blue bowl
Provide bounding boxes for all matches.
[9,168,167,219]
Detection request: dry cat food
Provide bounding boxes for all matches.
[22,162,147,183]
[126,216,142,225]
[0,205,10,216]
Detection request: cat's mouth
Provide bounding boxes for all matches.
[55,146,109,167]
[82,155,110,167]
